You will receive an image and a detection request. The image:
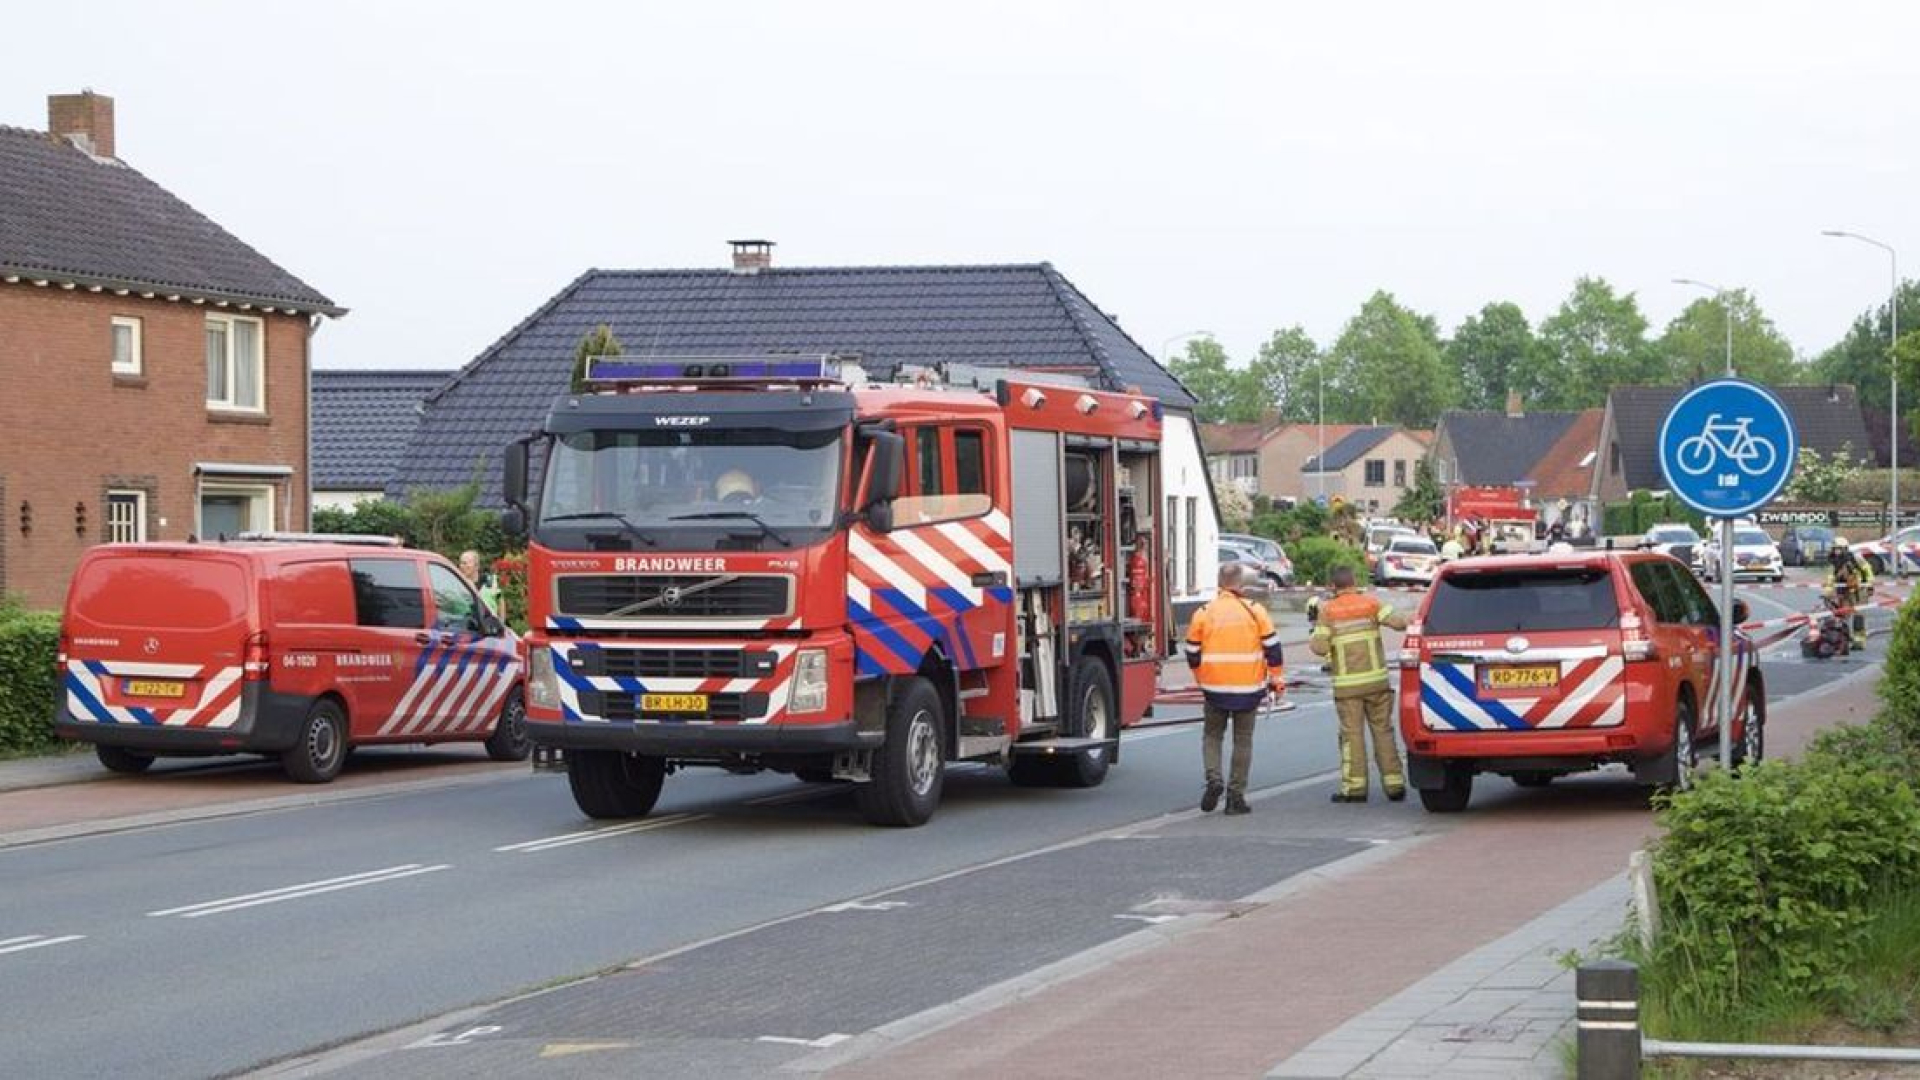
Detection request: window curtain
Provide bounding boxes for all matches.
[206,323,228,402]
[233,320,261,408]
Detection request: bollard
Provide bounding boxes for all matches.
[1576,960,1642,1079]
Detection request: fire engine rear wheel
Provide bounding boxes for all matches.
[566,750,666,819]
[1056,656,1115,788]
[95,744,154,775]
[282,700,348,784]
[854,677,945,827]
[483,689,531,762]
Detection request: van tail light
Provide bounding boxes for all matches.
[1620,612,1657,662]
[56,632,70,671]
[243,631,271,681]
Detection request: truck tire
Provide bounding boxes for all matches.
[483,688,531,762]
[855,677,945,827]
[95,744,154,775]
[1418,764,1473,813]
[567,750,666,819]
[1009,657,1116,789]
[282,699,348,784]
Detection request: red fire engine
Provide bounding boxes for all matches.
[501,357,1168,826]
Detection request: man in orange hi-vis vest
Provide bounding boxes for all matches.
[1310,565,1409,803]
[1184,563,1285,816]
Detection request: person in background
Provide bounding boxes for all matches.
[459,549,503,615]
[1825,536,1874,649]
[1183,563,1285,816]
[1311,565,1409,803]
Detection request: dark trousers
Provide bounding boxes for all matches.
[1202,703,1258,796]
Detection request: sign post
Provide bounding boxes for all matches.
[1658,380,1798,772]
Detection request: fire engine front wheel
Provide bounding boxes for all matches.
[282,699,348,784]
[855,677,945,828]
[567,750,666,819]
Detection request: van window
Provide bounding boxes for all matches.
[275,560,355,625]
[426,564,482,634]
[350,559,427,629]
[70,556,247,629]
[1423,567,1620,634]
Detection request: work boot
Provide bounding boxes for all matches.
[1386,787,1407,803]
[1330,791,1368,804]
[1201,781,1224,813]
[1224,793,1251,816]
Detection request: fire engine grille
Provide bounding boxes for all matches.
[568,648,777,680]
[555,575,792,619]
[583,690,770,723]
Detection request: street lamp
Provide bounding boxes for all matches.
[1823,230,1902,574]
[1672,278,1735,378]
[1160,330,1215,362]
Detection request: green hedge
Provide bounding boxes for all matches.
[0,612,62,755]
[1289,536,1369,587]
[1603,491,1709,537]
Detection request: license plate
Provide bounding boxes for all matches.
[640,693,708,713]
[1481,665,1559,691]
[124,679,186,699]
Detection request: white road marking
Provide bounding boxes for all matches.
[492,814,707,853]
[0,934,85,956]
[1113,913,1180,925]
[746,787,844,806]
[756,1033,851,1048]
[148,864,451,918]
[407,1025,503,1049]
[817,900,912,914]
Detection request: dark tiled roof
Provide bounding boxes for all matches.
[1200,422,1267,454]
[1606,384,1873,491]
[393,263,1197,500]
[1436,410,1582,485]
[1521,408,1605,498]
[1302,426,1395,472]
[312,369,449,490]
[0,125,340,314]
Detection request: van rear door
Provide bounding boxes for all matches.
[1414,565,1626,732]
[63,550,256,728]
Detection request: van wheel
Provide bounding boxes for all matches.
[282,700,348,784]
[855,677,945,827]
[1657,696,1699,794]
[483,689,531,762]
[566,750,666,819]
[95,744,154,775]
[1419,765,1473,813]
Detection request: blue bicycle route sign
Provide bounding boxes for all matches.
[1657,378,1798,518]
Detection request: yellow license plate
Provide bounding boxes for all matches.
[124,679,187,699]
[1482,665,1559,691]
[641,693,709,713]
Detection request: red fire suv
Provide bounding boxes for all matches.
[1397,550,1764,812]
[56,536,527,782]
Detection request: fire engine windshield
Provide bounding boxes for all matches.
[537,427,843,550]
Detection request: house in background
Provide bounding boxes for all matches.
[1518,408,1605,534]
[1200,422,1266,494]
[1257,423,1365,501]
[0,90,341,607]
[1590,384,1873,503]
[1298,426,1433,512]
[1430,394,1587,489]
[392,241,1224,610]
[310,370,448,510]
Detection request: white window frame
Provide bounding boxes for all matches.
[198,480,276,538]
[111,316,143,376]
[205,313,266,412]
[106,489,147,543]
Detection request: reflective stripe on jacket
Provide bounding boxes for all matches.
[1184,592,1284,712]
[1309,590,1405,699]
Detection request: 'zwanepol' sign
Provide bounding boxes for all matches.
[1754,504,1920,529]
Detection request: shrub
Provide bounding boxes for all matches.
[1876,598,1920,750]
[1289,536,1369,587]
[0,611,62,755]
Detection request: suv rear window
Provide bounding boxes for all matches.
[1423,567,1620,634]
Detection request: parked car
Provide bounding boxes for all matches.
[1778,524,1836,567]
[1636,523,1701,566]
[1854,525,1920,576]
[55,534,529,783]
[1219,532,1295,586]
[1397,551,1762,812]
[1217,544,1274,597]
[1364,523,1418,571]
[1694,526,1785,583]
[1375,535,1441,587]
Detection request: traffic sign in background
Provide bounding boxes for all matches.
[1658,378,1798,519]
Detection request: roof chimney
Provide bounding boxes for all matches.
[729,239,774,275]
[1505,388,1524,418]
[47,89,115,159]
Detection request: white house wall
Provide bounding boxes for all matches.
[1161,410,1221,605]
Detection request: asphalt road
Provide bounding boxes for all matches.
[0,575,1889,1080]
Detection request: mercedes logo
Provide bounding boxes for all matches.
[659,586,684,609]
[143,636,160,655]
[1506,636,1529,654]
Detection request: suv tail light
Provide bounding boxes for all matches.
[243,631,271,681]
[1399,622,1422,668]
[1620,612,1657,662]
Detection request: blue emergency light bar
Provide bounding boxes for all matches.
[583,356,837,384]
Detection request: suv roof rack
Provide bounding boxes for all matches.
[233,531,402,548]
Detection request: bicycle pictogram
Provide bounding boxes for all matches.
[1674,413,1778,478]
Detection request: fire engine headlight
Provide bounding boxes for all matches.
[789,649,830,714]
[528,649,562,712]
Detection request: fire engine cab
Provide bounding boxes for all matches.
[502,356,1169,826]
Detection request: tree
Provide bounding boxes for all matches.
[1213,479,1253,531]
[1784,445,1860,503]
[1657,289,1799,386]
[571,324,624,393]
[1447,302,1538,411]
[1812,281,1920,414]
[1530,277,1661,409]
[1393,457,1445,523]
[1168,337,1241,423]
[1251,326,1322,422]
[1326,291,1457,427]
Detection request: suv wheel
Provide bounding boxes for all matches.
[1418,764,1473,813]
[1735,682,1765,767]
[1659,696,1699,793]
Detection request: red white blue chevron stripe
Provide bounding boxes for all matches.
[1419,655,1627,731]
[63,660,243,728]
[376,639,519,737]
[847,510,1013,678]
[550,643,800,724]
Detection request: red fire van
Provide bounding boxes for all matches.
[55,535,527,783]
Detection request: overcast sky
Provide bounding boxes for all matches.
[6,1,1914,373]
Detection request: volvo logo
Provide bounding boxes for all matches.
[143,636,161,655]
[1506,636,1530,654]
[658,586,684,609]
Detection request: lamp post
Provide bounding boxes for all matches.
[1674,276,1738,772]
[1161,330,1215,363]
[1823,230,1902,574]
[1672,278,1735,378]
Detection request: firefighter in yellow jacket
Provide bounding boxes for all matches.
[1183,563,1285,816]
[1310,565,1409,803]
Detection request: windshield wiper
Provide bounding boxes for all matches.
[541,511,656,547]
[668,510,792,548]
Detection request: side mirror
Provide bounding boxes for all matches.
[866,500,895,534]
[503,439,531,508]
[1732,599,1750,625]
[864,431,905,507]
[500,505,527,539]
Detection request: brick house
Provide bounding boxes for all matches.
[0,91,342,607]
